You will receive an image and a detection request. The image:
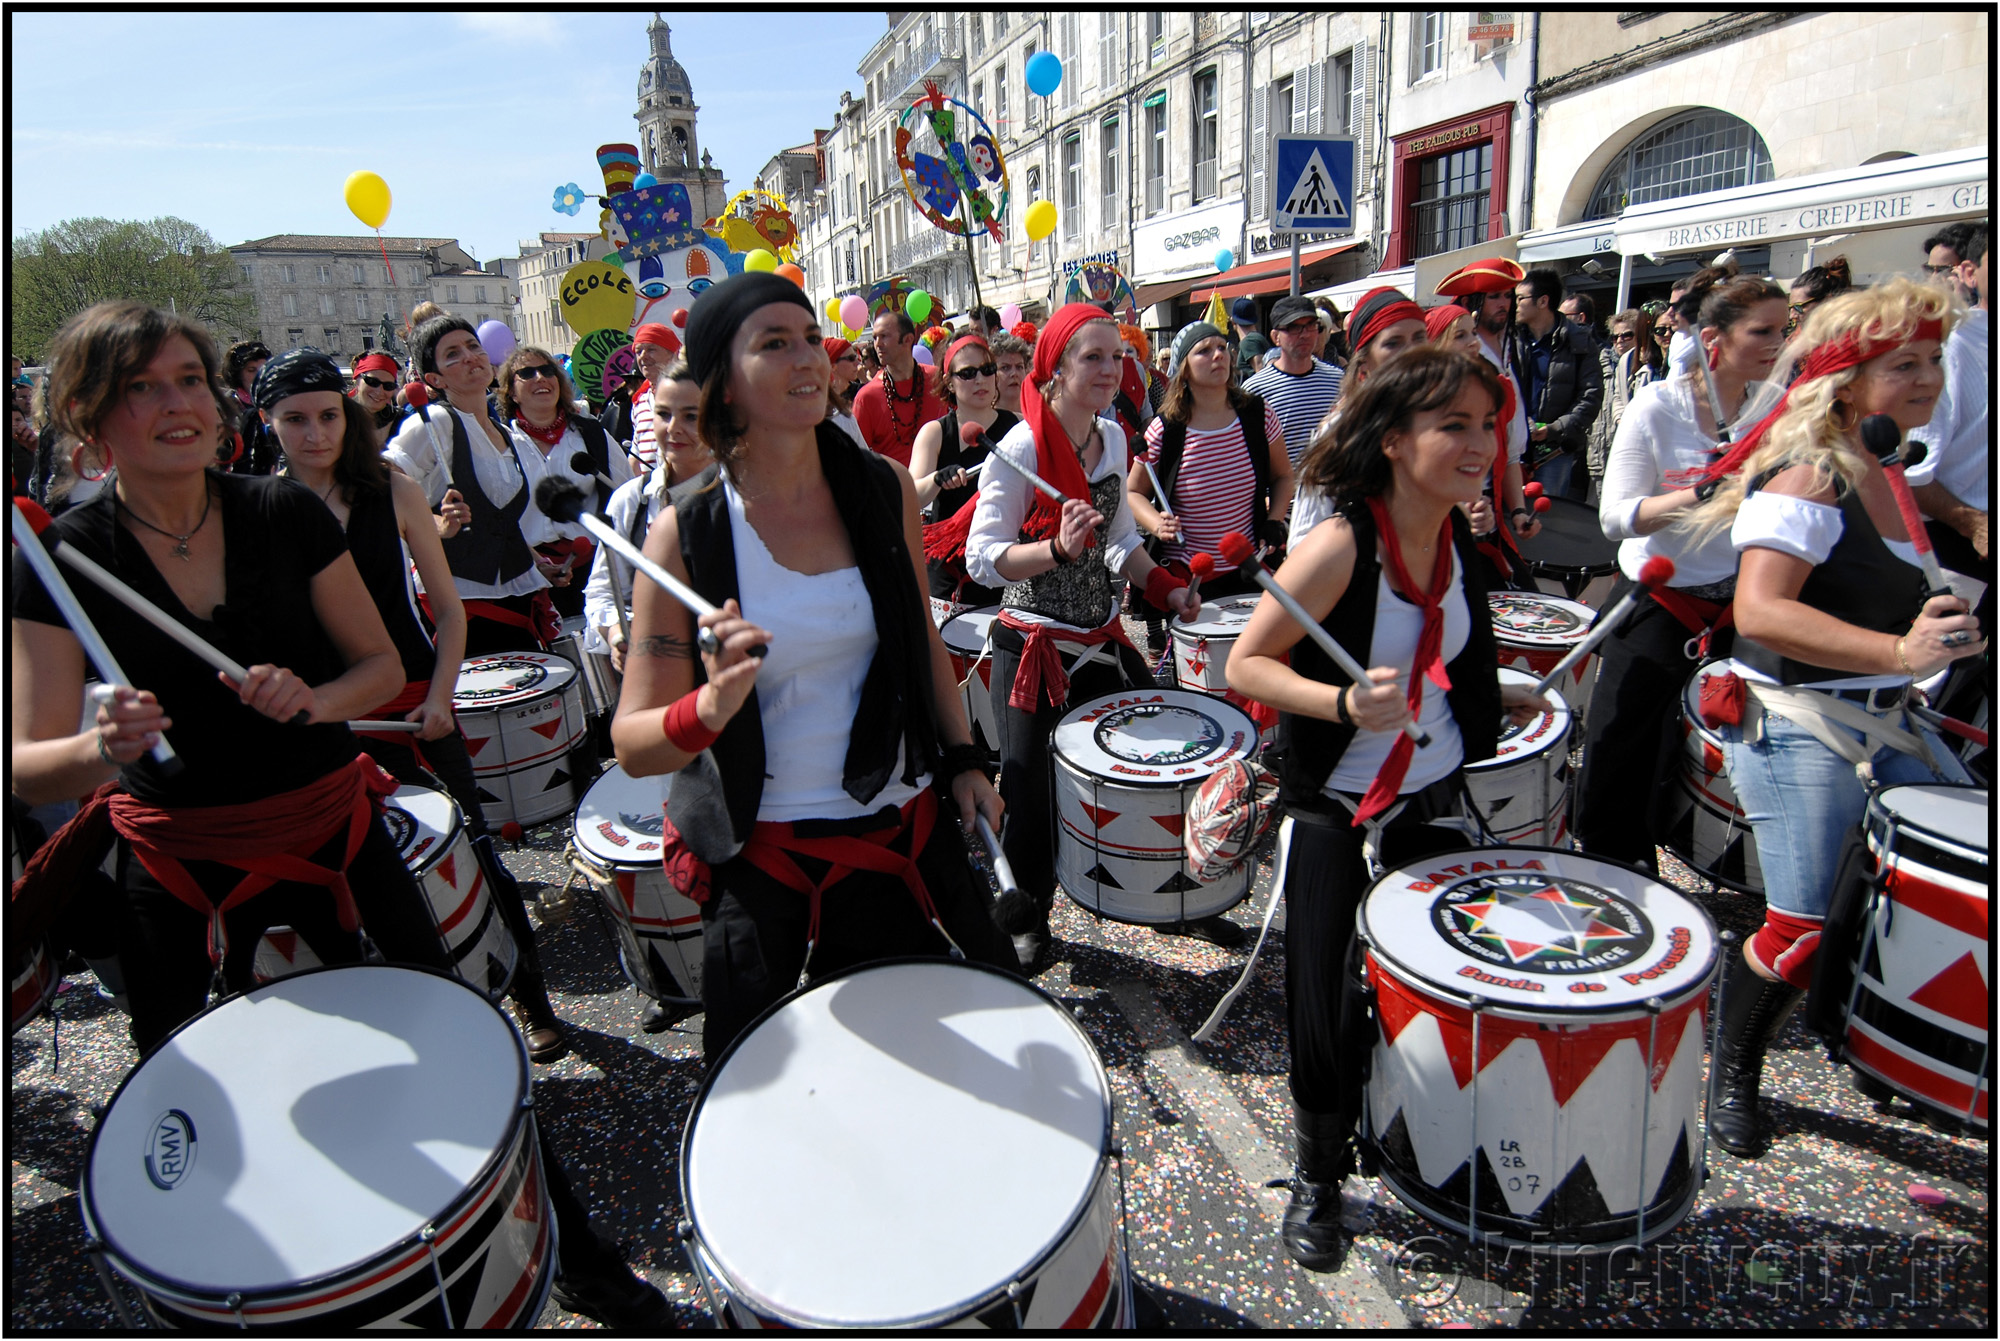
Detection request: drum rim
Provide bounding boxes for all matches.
[1369,1153,1703,1254]
[1867,782,1991,864]
[384,785,468,880]
[1169,593,1262,640]
[1358,845,1721,1019]
[571,765,672,868]
[1052,690,1259,789]
[679,956,1116,1329]
[80,964,533,1302]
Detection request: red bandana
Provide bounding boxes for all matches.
[519,411,569,448]
[1354,498,1454,827]
[1017,304,1114,539]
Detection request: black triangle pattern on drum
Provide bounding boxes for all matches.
[1717,833,1749,884]
[1084,863,1124,890]
[548,768,570,789]
[1154,869,1204,894]
[479,784,505,804]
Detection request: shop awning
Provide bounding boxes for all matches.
[1307,267,1416,311]
[1613,145,1989,257]
[1186,240,1364,304]
[1132,279,1192,311]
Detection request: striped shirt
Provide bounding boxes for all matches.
[1141,405,1281,574]
[1244,359,1342,467]
[629,384,659,470]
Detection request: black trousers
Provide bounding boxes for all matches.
[117,817,451,1056]
[1283,795,1470,1118]
[697,802,1021,1060]
[989,623,1157,920]
[1571,581,1718,872]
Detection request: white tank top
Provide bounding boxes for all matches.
[1324,550,1469,798]
[727,482,926,822]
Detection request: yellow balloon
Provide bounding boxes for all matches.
[1024,199,1058,242]
[825,297,844,324]
[344,170,392,230]
[743,249,779,273]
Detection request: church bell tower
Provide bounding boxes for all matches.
[634,14,727,222]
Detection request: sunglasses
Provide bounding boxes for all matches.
[1921,263,1956,275]
[1611,331,1636,343]
[357,375,397,390]
[951,362,999,381]
[513,365,561,381]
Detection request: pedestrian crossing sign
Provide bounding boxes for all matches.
[1273,136,1355,234]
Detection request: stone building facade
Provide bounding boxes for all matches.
[228,235,477,358]
[515,232,613,359]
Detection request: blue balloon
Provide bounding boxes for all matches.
[633,173,659,189]
[1214,248,1236,273]
[1025,50,1063,97]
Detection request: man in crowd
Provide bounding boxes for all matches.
[969,304,1004,339]
[1910,223,1989,638]
[854,307,946,467]
[1559,291,1602,347]
[1230,297,1270,383]
[626,324,678,473]
[222,339,276,474]
[1245,294,1342,469]
[1924,222,1981,306]
[1507,267,1603,502]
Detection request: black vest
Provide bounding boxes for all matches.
[665,425,939,857]
[1154,396,1274,537]
[1734,471,1925,685]
[436,407,535,588]
[931,407,1019,521]
[1274,498,1502,812]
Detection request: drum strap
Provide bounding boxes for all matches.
[1648,586,1735,658]
[997,609,1134,711]
[1745,681,1940,783]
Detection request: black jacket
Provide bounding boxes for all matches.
[1505,320,1604,456]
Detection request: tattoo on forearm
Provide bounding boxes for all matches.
[636,634,695,659]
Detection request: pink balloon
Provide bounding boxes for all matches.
[839,295,870,332]
[999,303,1023,328]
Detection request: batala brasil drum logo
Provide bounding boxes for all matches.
[456,658,550,701]
[1093,703,1225,767]
[1488,594,1588,638]
[1431,871,1653,975]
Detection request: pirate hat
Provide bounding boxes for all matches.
[1434,257,1525,298]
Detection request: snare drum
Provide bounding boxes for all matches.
[82,966,553,1329]
[253,786,519,1000]
[1515,496,1619,607]
[571,764,702,1003]
[1052,689,1260,923]
[1657,664,1763,893]
[552,614,619,722]
[940,606,1002,758]
[1463,668,1573,846]
[1360,848,1718,1248]
[682,959,1127,1328]
[1169,594,1260,696]
[1489,591,1598,721]
[453,652,590,827]
[1837,784,1989,1127]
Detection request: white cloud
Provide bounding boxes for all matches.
[455,12,566,44]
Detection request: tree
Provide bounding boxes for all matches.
[10,217,258,362]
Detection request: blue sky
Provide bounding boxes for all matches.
[9,10,886,263]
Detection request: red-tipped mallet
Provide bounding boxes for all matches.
[1140,456,1173,518]
[1218,531,1431,747]
[13,497,310,725]
[406,381,469,532]
[954,421,991,482]
[1908,701,1990,749]
[12,499,183,773]
[1860,415,1950,597]
[1528,555,1677,699]
[565,451,633,648]
[974,434,1072,505]
[1521,481,1552,514]
[1187,551,1214,605]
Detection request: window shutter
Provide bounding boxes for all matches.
[1350,42,1374,181]
[1250,84,1269,221]
[1290,67,1310,133]
[1306,60,1324,134]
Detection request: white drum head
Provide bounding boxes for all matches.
[1173,594,1260,639]
[1873,785,1990,855]
[940,606,1001,657]
[685,961,1110,1326]
[1488,593,1597,647]
[1363,849,1717,1012]
[1052,690,1257,786]
[1469,668,1571,772]
[85,967,524,1293]
[379,786,461,876]
[453,653,577,709]
[574,764,675,868]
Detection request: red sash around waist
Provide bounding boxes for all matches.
[997,609,1134,712]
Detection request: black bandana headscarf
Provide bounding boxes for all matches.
[251,347,346,411]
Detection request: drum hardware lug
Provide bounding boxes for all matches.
[1701,931,1737,1186]
[419,1224,454,1331]
[1634,997,1664,1250]
[1465,995,1486,1248]
[225,1292,248,1331]
[678,1224,730,1328]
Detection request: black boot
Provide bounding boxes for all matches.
[1281,1105,1355,1271]
[1709,949,1804,1158]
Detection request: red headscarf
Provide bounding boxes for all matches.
[1697,317,1945,484]
[632,323,677,350]
[942,333,991,372]
[1423,304,1471,343]
[352,351,398,377]
[1349,287,1425,355]
[823,336,853,363]
[1018,303,1117,539]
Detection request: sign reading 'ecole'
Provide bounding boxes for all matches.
[1623,179,1989,255]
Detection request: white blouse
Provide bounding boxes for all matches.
[1598,374,1755,589]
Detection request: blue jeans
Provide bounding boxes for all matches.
[1718,709,1966,921]
[1530,448,1585,501]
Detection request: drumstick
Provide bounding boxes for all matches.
[973,814,1021,900]
[964,425,1072,505]
[1141,458,1173,518]
[1907,701,1990,749]
[347,719,427,732]
[534,477,761,660]
[1521,481,1552,513]
[1186,551,1213,606]
[404,382,469,532]
[1859,415,1951,597]
[567,451,618,495]
[1217,531,1431,748]
[1674,334,1735,444]
[1526,555,1676,699]
[12,497,311,724]
[13,502,183,773]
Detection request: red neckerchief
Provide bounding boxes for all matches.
[1354,498,1454,826]
[519,412,569,448]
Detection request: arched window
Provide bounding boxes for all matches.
[1585,110,1772,219]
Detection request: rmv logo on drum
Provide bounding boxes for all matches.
[145,1109,198,1190]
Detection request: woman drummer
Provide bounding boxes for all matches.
[1289,288,1432,537]
[962,303,1213,966]
[610,271,1017,1060]
[1226,346,1551,1272]
[1684,277,1983,1157]
[909,332,1020,607]
[1576,272,1788,872]
[263,348,568,1062]
[7,303,678,1329]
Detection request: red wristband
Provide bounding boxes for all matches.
[1143,564,1187,612]
[664,691,720,753]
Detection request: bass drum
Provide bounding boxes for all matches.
[453,652,590,829]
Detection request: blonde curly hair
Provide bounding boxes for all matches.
[1681,277,1957,543]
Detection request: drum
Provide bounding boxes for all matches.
[552,614,619,722]
[82,966,553,1329]
[570,764,702,1003]
[10,940,60,1034]
[1489,591,1598,721]
[1360,847,1718,1248]
[682,959,1127,1328]
[1657,663,1763,894]
[1169,594,1260,696]
[453,652,590,828]
[1836,784,1989,1127]
[1514,496,1619,607]
[1052,689,1260,923]
[940,606,1002,759]
[1463,668,1573,846]
[253,786,519,1000]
